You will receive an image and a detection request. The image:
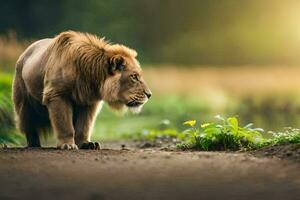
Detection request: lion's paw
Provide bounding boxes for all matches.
[80,142,101,150]
[59,143,78,150]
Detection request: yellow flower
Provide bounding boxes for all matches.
[183,120,196,127]
[201,123,211,128]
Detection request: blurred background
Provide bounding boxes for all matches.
[1,0,300,145]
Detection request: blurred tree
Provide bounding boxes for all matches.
[1,0,300,65]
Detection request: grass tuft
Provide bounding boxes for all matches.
[178,115,265,151]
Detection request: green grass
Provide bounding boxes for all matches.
[92,96,211,141]
[0,72,25,145]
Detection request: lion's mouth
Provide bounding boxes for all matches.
[126,101,144,107]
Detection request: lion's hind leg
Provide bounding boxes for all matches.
[13,75,41,148]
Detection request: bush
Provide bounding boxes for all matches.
[178,116,264,151]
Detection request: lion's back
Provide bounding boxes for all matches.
[19,38,53,101]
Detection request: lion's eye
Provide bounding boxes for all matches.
[130,74,139,81]
[116,64,125,71]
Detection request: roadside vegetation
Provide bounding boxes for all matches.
[140,116,300,151]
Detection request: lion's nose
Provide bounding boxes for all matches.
[144,90,152,99]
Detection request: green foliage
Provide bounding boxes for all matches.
[140,116,300,151]
[263,128,300,146]
[0,73,23,145]
[0,73,14,130]
[179,115,265,151]
[0,73,12,92]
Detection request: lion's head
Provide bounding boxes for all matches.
[101,45,151,113]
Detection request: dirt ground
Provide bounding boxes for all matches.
[0,144,299,200]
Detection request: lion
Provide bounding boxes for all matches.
[12,31,152,150]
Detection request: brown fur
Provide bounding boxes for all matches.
[13,31,151,149]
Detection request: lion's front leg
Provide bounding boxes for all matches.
[47,97,78,150]
[74,103,101,150]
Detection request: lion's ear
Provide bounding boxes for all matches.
[108,55,125,75]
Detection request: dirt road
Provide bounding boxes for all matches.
[0,147,299,200]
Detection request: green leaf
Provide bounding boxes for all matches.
[253,128,264,132]
[204,127,221,135]
[244,123,253,129]
[227,117,238,132]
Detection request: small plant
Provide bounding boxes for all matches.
[179,115,265,151]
